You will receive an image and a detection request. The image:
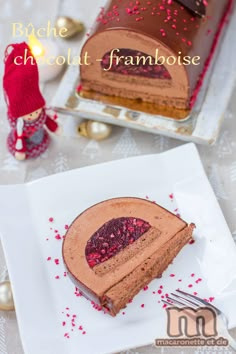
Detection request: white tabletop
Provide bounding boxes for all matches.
[0,0,236,353]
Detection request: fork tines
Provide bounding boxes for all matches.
[162,289,219,314]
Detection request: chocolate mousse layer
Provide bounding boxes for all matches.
[63,197,195,316]
[80,0,232,118]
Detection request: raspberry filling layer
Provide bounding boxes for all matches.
[101,49,172,80]
[85,217,151,268]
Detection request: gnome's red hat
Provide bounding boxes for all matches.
[3,42,45,120]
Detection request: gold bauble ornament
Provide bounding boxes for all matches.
[0,281,15,311]
[55,16,84,39]
[78,121,112,141]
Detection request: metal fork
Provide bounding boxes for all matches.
[162,289,236,351]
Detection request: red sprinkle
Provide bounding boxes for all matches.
[196,278,202,284]
[77,84,83,93]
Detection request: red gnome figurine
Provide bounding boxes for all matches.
[3,42,60,161]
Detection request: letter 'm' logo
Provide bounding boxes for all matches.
[167,307,218,338]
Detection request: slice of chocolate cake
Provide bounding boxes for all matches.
[63,197,195,316]
[80,0,233,119]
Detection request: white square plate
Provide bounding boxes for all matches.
[0,143,236,354]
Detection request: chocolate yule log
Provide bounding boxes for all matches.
[63,197,195,316]
[80,0,232,119]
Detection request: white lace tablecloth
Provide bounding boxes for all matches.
[0,1,236,353]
